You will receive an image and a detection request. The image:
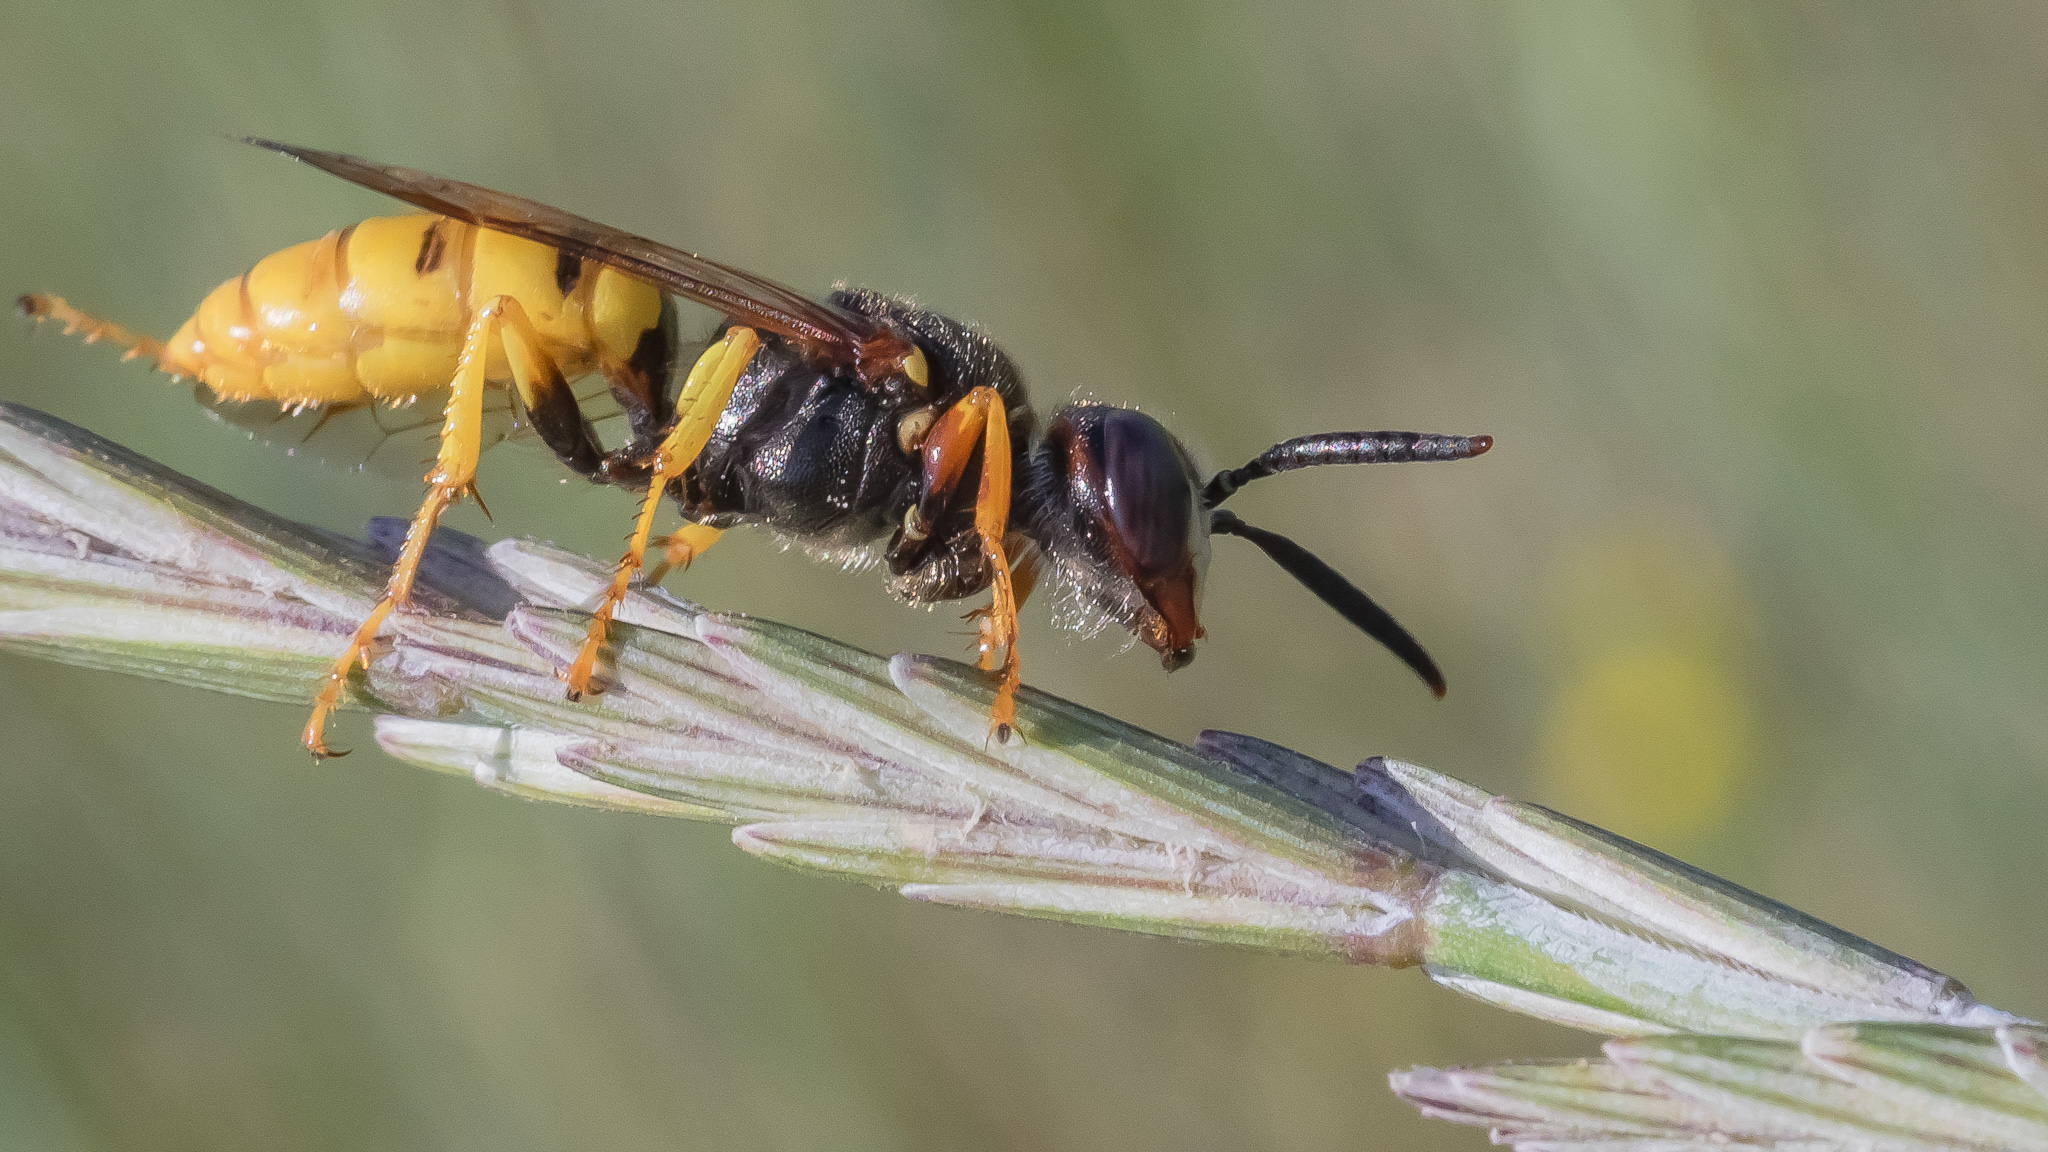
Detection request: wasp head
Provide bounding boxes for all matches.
[1024,403,1210,669]
[1024,407,1491,695]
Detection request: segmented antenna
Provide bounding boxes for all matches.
[1203,431,1491,509]
[1209,508,1446,696]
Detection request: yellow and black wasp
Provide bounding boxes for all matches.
[21,140,1492,757]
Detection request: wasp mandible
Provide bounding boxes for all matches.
[21,141,1492,757]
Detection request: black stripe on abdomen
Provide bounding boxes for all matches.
[415,221,449,275]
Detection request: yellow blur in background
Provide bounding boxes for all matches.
[2,3,2045,1150]
[1542,520,1753,847]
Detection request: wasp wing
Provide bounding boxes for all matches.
[195,376,624,478]
[245,139,876,369]
[196,386,513,476]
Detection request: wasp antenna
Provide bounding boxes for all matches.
[1203,431,1492,509]
[1210,508,1447,697]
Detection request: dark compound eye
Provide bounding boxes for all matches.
[1034,405,1208,668]
[1099,409,1197,579]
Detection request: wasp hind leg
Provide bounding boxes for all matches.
[502,301,608,480]
[302,295,579,758]
[18,294,185,376]
[563,327,759,699]
[897,387,1023,744]
[598,296,679,457]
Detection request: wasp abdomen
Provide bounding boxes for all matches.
[159,214,663,410]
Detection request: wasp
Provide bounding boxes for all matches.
[20,140,1492,757]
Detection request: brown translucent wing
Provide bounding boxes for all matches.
[245,139,875,368]
[194,377,624,477]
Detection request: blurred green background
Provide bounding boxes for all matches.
[3,2,2045,1149]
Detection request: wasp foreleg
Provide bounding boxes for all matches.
[1003,532,1043,612]
[563,327,759,698]
[302,295,520,758]
[906,387,1022,744]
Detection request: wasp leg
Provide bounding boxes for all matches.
[598,296,679,457]
[302,295,521,758]
[906,387,1021,744]
[564,327,760,699]
[963,533,1041,672]
[17,294,185,376]
[1004,531,1043,611]
[498,299,606,479]
[646,523,724,586]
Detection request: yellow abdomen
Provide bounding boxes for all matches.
[162,214,663,407]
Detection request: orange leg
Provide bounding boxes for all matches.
[917,387,1022,742]
[1004,531,1043,612]
[18,294,188,376]
[564,327,759,698]
[645,523,725,586]
[302,295,553,758]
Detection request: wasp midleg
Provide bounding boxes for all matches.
[561,325,760,698]
[22,213,693,756]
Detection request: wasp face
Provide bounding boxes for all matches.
[1027,403,1210,669]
